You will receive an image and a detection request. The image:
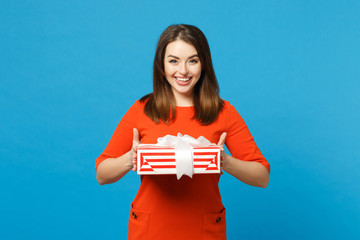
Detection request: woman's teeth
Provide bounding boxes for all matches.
[175,77,191,82]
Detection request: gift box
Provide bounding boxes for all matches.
[137,144,221,176]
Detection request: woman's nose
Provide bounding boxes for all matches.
[179,63,189,75]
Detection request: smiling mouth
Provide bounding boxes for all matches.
[175,77,191,82]
[174,76,192,86]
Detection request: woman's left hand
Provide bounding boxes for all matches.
[217,132,228,169]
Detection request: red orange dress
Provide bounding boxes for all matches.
[96,100,270,240]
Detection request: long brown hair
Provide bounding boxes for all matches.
[140,24,223,125]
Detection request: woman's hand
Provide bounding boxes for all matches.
[96,128,140,185]
[130,128,140,171]
[217,132,228,169]
[216,131,269,188]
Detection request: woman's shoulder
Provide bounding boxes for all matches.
[121,97,147,119]
[133,93,151,107]
[128,94,151,109]
[134,99,145,106]
[221,99,235,111]
[139,93,152,102]
[221,99,230,106]
[219,99,243,118]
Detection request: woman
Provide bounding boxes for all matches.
[96,24,270,240]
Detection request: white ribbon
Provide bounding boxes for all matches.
[157,133,214,179]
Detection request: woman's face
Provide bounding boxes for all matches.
[164,40,202,105]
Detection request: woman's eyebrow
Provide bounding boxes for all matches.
[167,54,199,59]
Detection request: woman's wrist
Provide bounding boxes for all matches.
[125,151,134,168]
[221,153,231,171]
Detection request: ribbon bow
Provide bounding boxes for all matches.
[157,133,214,179]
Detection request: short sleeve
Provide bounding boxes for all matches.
[225,103,270,173]
[95,101,140,169]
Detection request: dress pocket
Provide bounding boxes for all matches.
[128,203,151,240]
[202,208,226,240]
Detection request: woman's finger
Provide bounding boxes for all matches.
[131,128,139,172]
[132,128,140,153]
[217,132,227,146]
[133,128,139,144]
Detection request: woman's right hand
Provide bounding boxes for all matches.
[130,128,140,171]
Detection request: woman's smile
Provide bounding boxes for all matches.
[174,76,192,85]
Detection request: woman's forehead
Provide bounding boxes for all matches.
[165,40,198,57]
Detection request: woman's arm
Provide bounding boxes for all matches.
[96,128,139,185]
[222,154,269,188]
[217,133,270,188]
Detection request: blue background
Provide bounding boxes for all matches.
[1,1,359,239]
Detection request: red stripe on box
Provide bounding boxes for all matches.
[193,147,219,149]
[194,158,214,162]
[195,165,209,168]
[141,152,175,156]
[145,159,175,162]
[152,165,176,168]
[139,148,173,151]
[206,167,219,170]
[140,168,154,172]
[194,152,217,155]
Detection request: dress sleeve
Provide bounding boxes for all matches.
[225,103,270,173]
[95,101,140,169]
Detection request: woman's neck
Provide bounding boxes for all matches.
[173,93,194,106]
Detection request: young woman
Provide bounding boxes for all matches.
[96,24,270,240]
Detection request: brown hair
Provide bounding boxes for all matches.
[140,24,223,125]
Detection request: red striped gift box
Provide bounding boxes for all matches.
[137,144,221,175]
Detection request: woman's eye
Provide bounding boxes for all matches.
[189,59,198,64]
[169,59,178,63]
